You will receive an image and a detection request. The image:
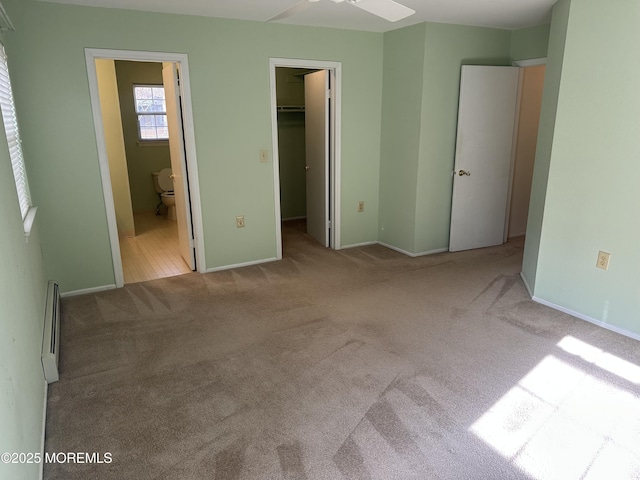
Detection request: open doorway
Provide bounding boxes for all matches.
[98,60,189,284]
[507,62,546,240]
[269,58,342,259]
[85,49,205,288]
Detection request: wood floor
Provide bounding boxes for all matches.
[119,211,191,284]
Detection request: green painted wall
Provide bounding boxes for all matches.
[414,23,511,254]
[378,24,426,252]
[3,0,383,292]
[0,59,48,479]
[114,60,172,214]
[522,0,571,292]
[277,112,306,219]
[379,23,511,255]
[510,24,551,61]
[531,0,640,334]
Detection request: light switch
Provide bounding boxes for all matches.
[259,149,268,163]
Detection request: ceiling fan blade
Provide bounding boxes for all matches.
[348,0,415,22]
[268,0,315,22]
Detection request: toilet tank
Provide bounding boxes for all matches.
[152,168,173,193]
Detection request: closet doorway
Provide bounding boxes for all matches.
[269,58,342,257]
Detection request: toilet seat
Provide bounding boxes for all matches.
[156,168,173,192]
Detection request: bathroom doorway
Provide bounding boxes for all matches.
[86,49,205,287]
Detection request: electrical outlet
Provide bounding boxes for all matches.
[236,215,245,228]
[357,201,364,213]
[596,251,610,270]
[259,149,268,163]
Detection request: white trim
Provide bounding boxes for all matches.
[378,242,448,258]
[84,48,206,288]
[23,206,37,238]
[377,242,415,257]
[339,240,378,249]
[519,271,533,297]
[204,257,278,273]
[332,65,342,250]
[513,57,547,67]
[269,58,342,257]
[60,284,116,297]
[410,247,449,257]
[532,296,640,342]
[39,379,47,480]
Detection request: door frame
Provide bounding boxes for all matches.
[85,48,205,287]
[269,57,342,257]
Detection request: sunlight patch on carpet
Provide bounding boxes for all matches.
[469,335,640,480]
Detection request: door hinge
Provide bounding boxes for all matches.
[327,89,332,99]
[327,220,332,229]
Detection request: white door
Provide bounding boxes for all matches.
[162,62,196,269]
[449,65,520,252]
[304,70,329,247]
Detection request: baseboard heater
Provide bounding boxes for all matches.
[41,280,60,384]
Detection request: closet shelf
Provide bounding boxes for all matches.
[277,105,305,113]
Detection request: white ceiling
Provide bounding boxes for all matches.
[36,0,557,32]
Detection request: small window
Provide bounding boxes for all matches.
[0,43,35,231]
[133,85,168,141]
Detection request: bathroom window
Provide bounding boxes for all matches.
[0,42,36,234]
[133,85,168,141]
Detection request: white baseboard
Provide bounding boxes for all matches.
[378,242,448,258]
[205,257,278,273]
[413,247,449,257]
[39,379,48,480]
[339,241,378,249]
[61,284,116,297]
[532,296,640,342]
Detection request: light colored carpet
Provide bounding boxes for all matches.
[45,221,640,479]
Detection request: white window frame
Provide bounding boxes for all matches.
[0,42,36,235]
[133,84,169,142]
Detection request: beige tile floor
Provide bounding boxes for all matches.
[119,211,191,284]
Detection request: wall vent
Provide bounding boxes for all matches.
[41,281,61,384]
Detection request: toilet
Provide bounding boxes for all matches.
[152,168,176,221]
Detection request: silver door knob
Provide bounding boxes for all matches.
[305,165,310,171]
[458,169,471,176]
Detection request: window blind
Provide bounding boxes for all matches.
[0,43,31,220]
